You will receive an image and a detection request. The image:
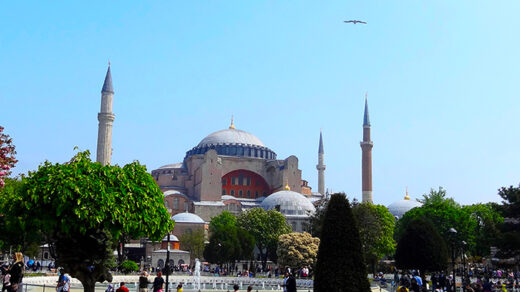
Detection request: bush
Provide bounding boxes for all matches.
[314,194,370,292]
[119,260,139,274]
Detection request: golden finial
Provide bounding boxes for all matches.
[284,183,291,191]
[229,115,235,129]
[404,187,410,200]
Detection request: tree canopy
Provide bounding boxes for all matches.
[395,217,448,273]
[277,232,319,271]
[204,211,255,265]
[495,184,520,260]
[179,229,206,265]
[17,150,173,292]
[237,208,291,268]
[314,194,370,292]
[0,126,17,188]
[352,202,396,273]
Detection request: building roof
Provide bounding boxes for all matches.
[363,94,370,126]
[387,194,422,219]
[318,131,324,154]
[171,212,205,223]
[102,65,114,93]
[260,190,316,217]
[159,163,183,169]
[198,128,265,148]
[162,234,179,242]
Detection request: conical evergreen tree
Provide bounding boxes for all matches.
[314,194,370,292]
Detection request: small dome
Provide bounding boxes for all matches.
[162,234,179,242]
[388,196,422,219]
[171,212,205,224]
[261,190,316,216]
[198,128,265,148]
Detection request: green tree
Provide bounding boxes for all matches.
[395,187,477,251]
[395,218,448,274]
[352,202,396,273]
[204,211,255,266]
[237,208,291,268]
[462,203,503,257]
[119,260,139,274]
[180,229,206,265]
[306,197,329,238]
[314,194,370,292]
[495,185,520,260]
[277,232,319,271]
[0,177,43,254]
[17,150,173,292]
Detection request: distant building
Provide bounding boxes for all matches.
[387,189,423,219]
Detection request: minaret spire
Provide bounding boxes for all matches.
[96,64,115,165]
[360,94,373,203]
[316,129,326,196]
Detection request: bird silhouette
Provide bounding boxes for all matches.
[344,20,367,24]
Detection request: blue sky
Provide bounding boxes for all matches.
[1,1,519,206]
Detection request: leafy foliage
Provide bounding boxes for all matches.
[277,232,319,270]
[495,184,520,259]
[395,218,448,272]
[180,229,206,264]
[237,208,291,268]
[352,202,396,273]
[314,194,370,292]
[17,150,173,292]
[306,197,329,238]
[204,211,255,265]
[462,203,503,257]
[119,260,139,274]
[0,126,17,188]
[395,187,477,253]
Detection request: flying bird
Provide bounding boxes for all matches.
[344,20,367,24]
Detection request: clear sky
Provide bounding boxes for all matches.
[1,1,519,206]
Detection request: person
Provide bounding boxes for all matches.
[2,265,10,292]
[116,282,129,292]
[233,284,239,292]
[105,284,114,292]
[8,253,24,292]
[62,272,71,292]
[286,272,297,292]
[282,271,289,292]
[398,286,409,292]
[247,286,253,292]
[139,271,151,292]
[152,272,164,292]
[410,278,421,292]
[176,283,183,292]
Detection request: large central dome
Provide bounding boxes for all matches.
[198,128,265,148]
[185,123,277,160]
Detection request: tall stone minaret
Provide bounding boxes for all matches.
[96,64,115,166]
[316,130,326,196]
[360,94,373,203]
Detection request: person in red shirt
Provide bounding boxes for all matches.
[116,282,129,292]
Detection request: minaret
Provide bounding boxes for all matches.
[360,94,373,203]
[96,64,115,166]
[316,130,326,195]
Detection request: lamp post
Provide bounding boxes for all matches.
[448,228,458,292]
[165,232,170,292]
[461,241,467,291]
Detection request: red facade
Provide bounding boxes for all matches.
[221,169,270,198]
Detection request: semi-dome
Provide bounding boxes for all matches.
[185,122,277,160]
[388,191,423,219]
[171,212,205,224]
[261,189,316,216]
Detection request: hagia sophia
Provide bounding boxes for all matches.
[94,65,422,267]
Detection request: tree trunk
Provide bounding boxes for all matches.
[80,278,96,292]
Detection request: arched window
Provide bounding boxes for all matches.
[157,259,165,269]
[173,198,179,210]
[165,200,169,208]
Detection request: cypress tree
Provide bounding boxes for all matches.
[314,194,370,292]
[395,217,448,273]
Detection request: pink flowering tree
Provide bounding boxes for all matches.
[0,126,17,188]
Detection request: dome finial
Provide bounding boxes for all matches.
[284,179,290,190]
[404,187,410,200]
[229,115,235,129]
